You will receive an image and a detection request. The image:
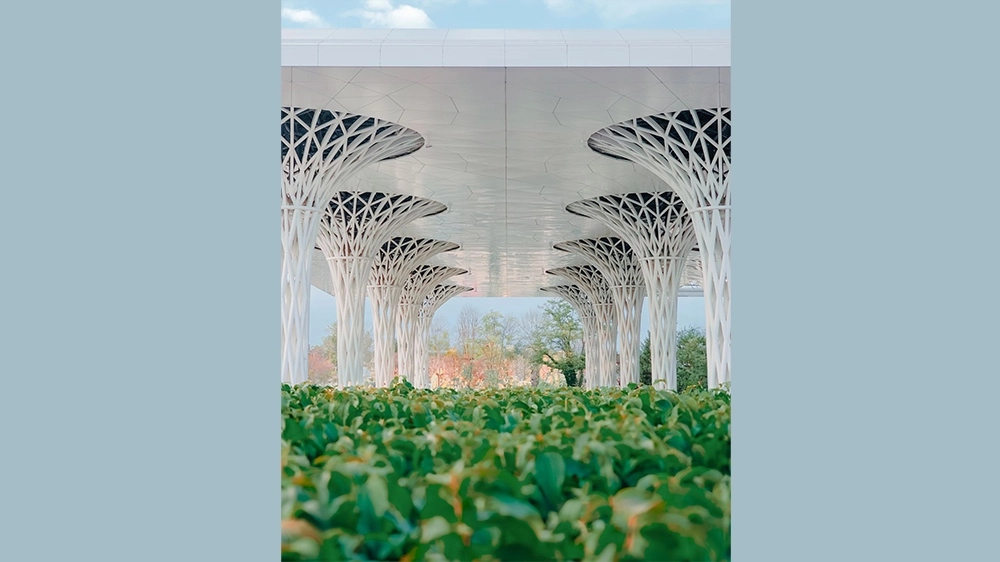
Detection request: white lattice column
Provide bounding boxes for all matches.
[642,256,688,390]
[316,192,447,387]
[582,313,599,389]
[280,107,424,385]
[588,108,731,388]
[547,265,618,388]
[416,284,473,389]
[368,284,398,386]
[566,192,697,391]
[692,205,730,389]
[554,237,646,387]
[325,255,373,386]
[368,237,460,387]
[540,285,599,389]
[684,250,704,287]
[280,205,321,386]
[397,265,467,385]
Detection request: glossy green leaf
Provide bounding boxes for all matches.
[280,383,731,562]
[534,452,566,510]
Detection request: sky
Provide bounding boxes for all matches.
[289,0,727,345]
[281,1,731,30]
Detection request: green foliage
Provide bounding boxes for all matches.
[479,311,518,369]
[427,320,451,356]
[483,368,501,388]
[281,382,731,561]
[319,325,338,364]
[639,327,709,390]
[676,327,709,391]
[528,300,586,387]
[460,363,474,388]
[639,338,651,386]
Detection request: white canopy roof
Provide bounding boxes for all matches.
[282,29,729,297]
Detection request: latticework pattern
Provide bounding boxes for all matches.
[540,285,599,390]
[368,237,460,387]
[684,250,703,287]
[416,284,474,389]
[587,108,731,388]
[546,265,617,388]
[280,107,424,385]
[565,191,697,391]
[397,265,467,385]
[316,192,447,387]
[554,237,646,387]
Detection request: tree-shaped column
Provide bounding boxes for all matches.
[316,192,447,387]
[684,250,704,287]
[281,107,424,384]
[566,192,697,391]
[397,265,467,385]
[587,108,731,388]
[546,265,618,388]
[540,285,599,389]
[368,237,460,387]
[554,237,646,387]
[415,284,473,389]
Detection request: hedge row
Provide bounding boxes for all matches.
[281,381,731,561]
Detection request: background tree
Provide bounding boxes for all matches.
[456,305,481,358]
[319,323,338,366]
[639,336,651,386]
[509,355,535,387]
[308,346,336,385]
[316,322,375,384]
[460,362,475,388]
[639,326,708,389]
[483,368,502,388]
[479,310,517,371]
[676,326,709,390]
[528,300,585,386]
[428,318,451,356]
[516,309,545,385]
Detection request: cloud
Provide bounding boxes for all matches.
[415,0,487,5]
[542,0,728,24]
[281,7,327,27]
[346,0,436,28]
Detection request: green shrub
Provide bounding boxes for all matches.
[281,380,730,561]
[640,328,709,390]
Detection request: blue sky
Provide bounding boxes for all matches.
[281,1,731,30]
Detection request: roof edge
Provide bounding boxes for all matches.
[281,28,730,68]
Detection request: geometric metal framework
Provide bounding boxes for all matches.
[684,250,704,287]
[539,285,599,390]
[315,191,447,387]
[415,283,474,389]
[587,108,731,388]
[566,191,697,391]
[546,265,618,388]
[553,237,646,387]
[396,264,467,386]
[367,237,460,387]
[280,107,424,385]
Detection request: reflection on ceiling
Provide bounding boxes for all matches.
[285,63,729,297]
